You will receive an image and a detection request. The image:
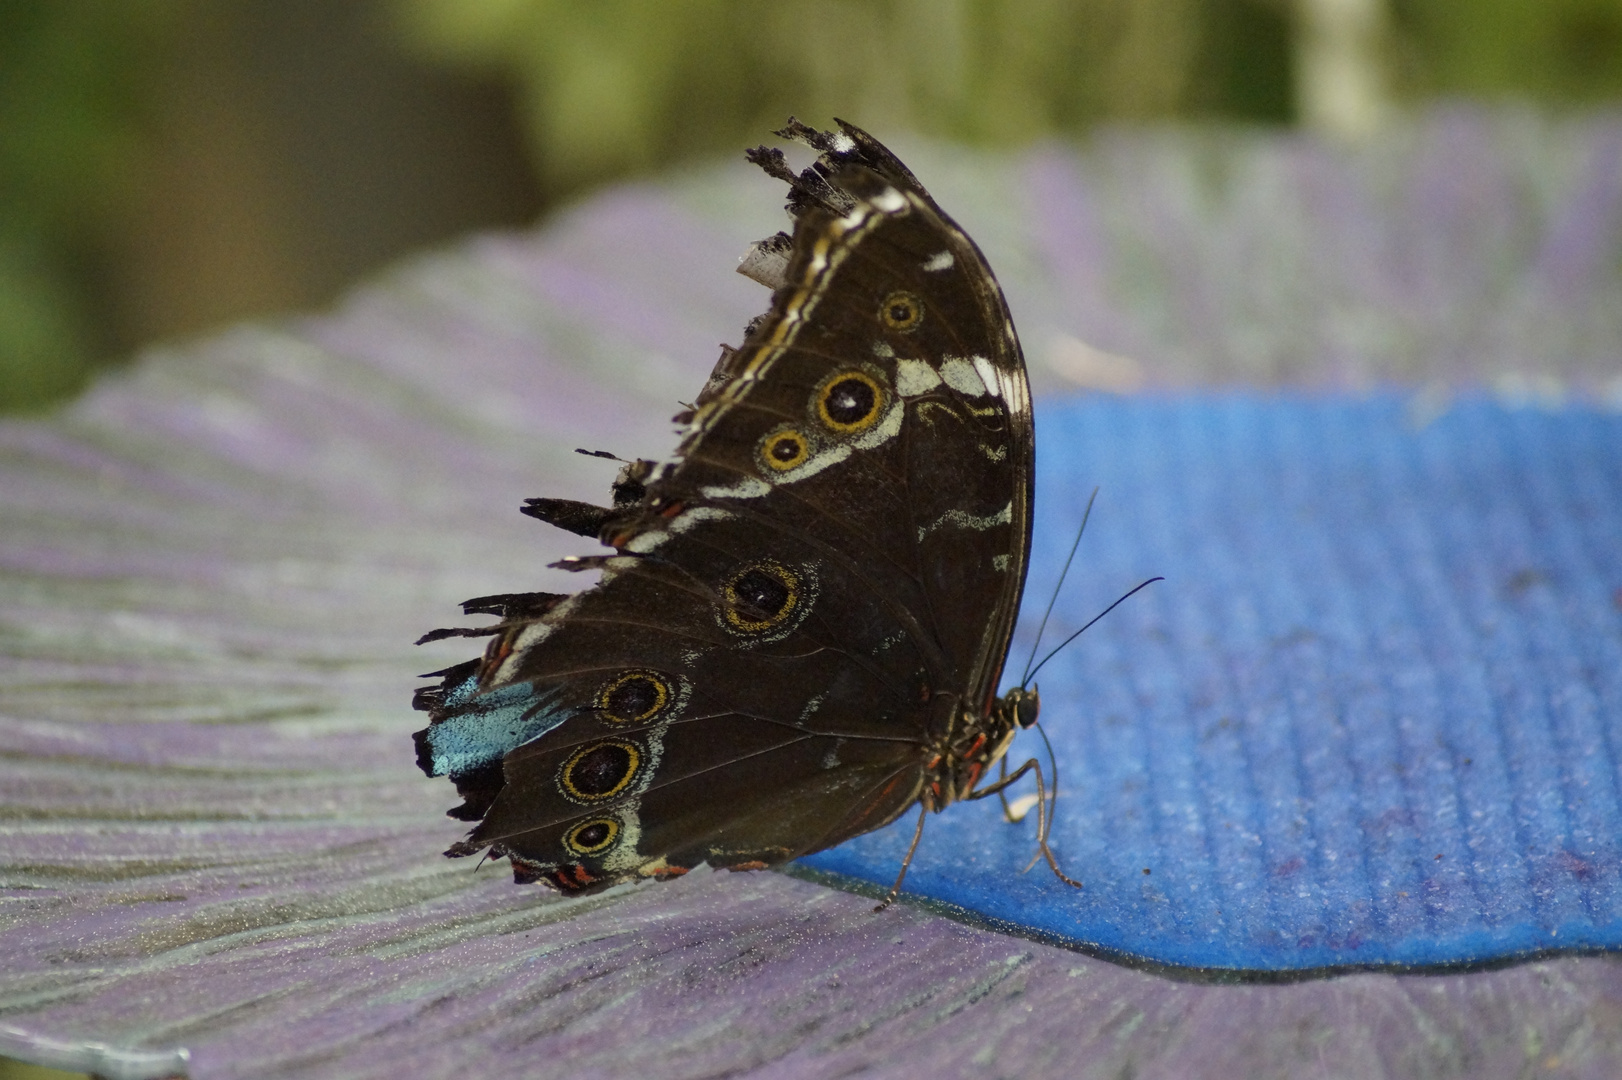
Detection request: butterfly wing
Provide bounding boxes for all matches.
[413,121,1034,893]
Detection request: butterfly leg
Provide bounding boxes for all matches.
[874,793,933,912]
[1022,756,1083,888]
[992,757,1021,822]
[980,758,1041,824]
[966,757,1082,889]
[965,756,1035,800]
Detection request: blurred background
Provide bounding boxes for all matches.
[1,0,1619,413]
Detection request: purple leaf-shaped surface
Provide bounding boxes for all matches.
[4,107,1622,1078]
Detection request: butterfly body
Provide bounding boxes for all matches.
[414,120,1038,896]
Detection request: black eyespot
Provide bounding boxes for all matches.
[759,428,809,471]
[564,816,621,856]
[723,560,799,633]
[817,371,883,432]
[733,570,789,619]
[880,291,923,332]
[559,739,641,802]
[596,670,671,725]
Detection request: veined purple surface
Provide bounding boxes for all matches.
[3,107,1622,1078]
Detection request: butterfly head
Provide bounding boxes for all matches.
[996,685,1041,730]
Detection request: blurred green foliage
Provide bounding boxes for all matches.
[394,0,1622,199]
[0,0,178,412]
[393,0,1296,197]
[0,1058,87,1080]
[2,0,1619,414]
[1399,0,1622,100]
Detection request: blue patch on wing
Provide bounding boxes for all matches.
[423,676,569,777]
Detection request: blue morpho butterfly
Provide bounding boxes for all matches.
[413,119,1077,906]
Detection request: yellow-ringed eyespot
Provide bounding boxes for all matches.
[559,739,641,802]
[816,371,884,433]
[595,670,671,725]
[723,560,799,633]
[759,428,809,471]
[880,291,923,332]
[563,816,621,856]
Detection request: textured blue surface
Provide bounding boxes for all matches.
[798,393,1622,971]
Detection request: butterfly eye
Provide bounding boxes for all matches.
[1012,688,1040,729]
[759,428,809,471]
[880,291,923,332]
[722,561,799,633]
[817,371,884,433]
[558,739,642,802]
[563,816,622,856]
[596,670,671,724]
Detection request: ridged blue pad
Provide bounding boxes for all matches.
[798,394,1622,971]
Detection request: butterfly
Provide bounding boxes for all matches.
[413,119,1076,905]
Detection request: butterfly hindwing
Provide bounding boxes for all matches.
[474,706,922,891]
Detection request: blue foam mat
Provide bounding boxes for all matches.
[797,393,1622,971]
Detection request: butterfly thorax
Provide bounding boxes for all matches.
[922,686,1035,810]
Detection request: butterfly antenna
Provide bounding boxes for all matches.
[1019,488,1099,687]
[1024,576,1164,686]
[574,448,626,461]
